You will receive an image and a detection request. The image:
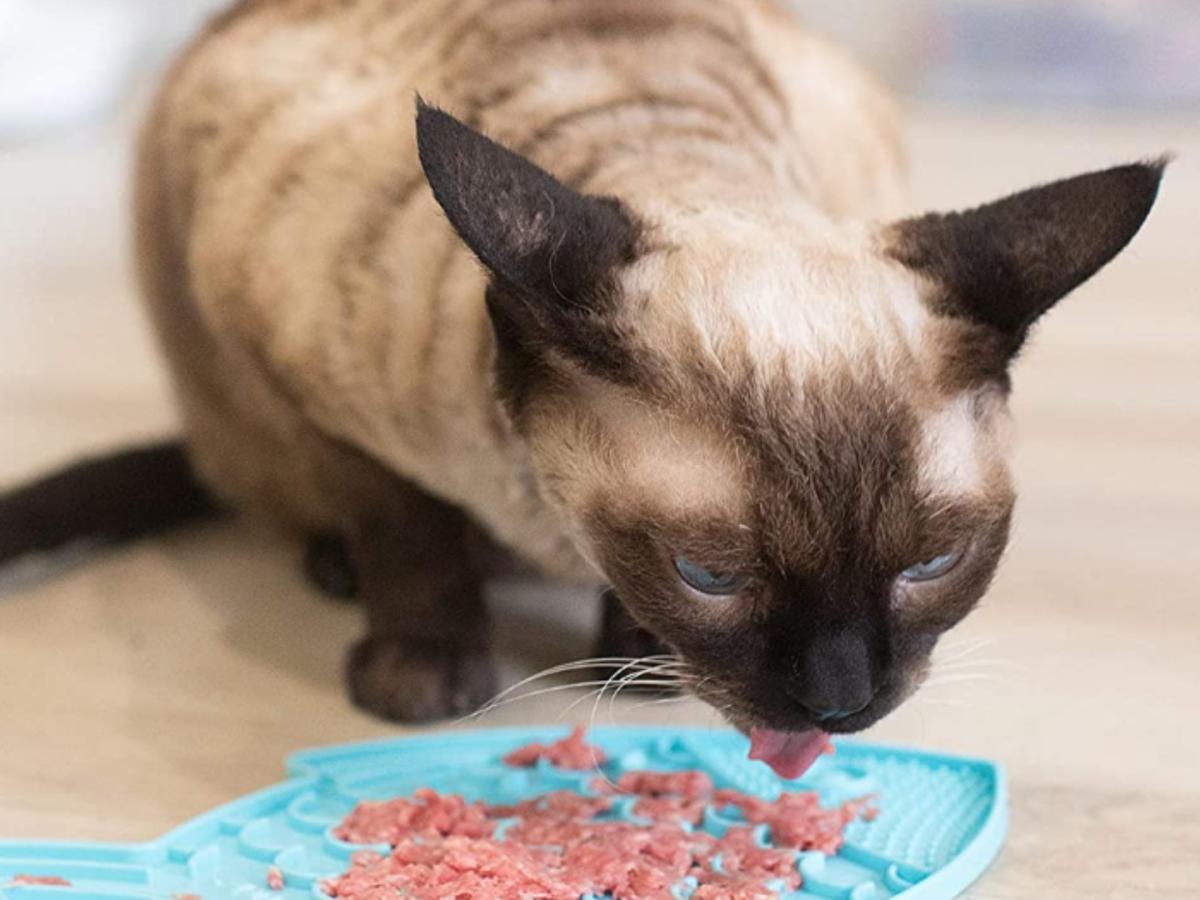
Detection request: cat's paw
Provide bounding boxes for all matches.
[346,637,497,722]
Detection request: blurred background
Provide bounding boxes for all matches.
[1,2,1198,894]
[2,0,1199,143]
[2,0,1197,471]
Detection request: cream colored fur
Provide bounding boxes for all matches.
[136,0,997,587]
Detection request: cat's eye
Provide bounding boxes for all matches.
[900,550,963,582]
[674,556,749,597]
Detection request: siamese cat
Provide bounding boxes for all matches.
[0,0,1162,777]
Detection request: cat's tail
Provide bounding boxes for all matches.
[0,440,219,567]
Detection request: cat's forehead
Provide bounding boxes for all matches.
[622,221,933,382]
[557,228,1014,540]
[530,214,1014,556]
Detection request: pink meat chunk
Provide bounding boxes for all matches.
[334,788,495,844]
[713,790,875,855]
[501,726,607,770]
[323,730,873,899]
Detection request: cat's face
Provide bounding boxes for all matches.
[511,220,1018,736]
[416,102,1163,746]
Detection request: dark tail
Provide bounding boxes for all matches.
[0,440,219,566]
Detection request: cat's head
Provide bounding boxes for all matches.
[416,101,1164,758]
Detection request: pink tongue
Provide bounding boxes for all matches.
[748,727,831,780]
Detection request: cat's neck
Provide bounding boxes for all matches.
[496,78,870,231]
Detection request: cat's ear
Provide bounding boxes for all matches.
[415,98,640,313]
[887,160,1166,351]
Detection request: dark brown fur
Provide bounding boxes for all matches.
[581,363,1014,733]
[889,161,1168,368]
[417,114,1159,733]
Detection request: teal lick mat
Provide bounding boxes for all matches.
[0,727,1006,899]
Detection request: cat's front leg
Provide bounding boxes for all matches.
[335,465,498,723]
[348,633,496,723]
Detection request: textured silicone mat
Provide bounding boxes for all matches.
[0,727,1006,899]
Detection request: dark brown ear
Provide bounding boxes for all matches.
[415,98,640,326]
[415,99,643,392]
[888,160,1167,350]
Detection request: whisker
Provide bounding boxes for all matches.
[937,634,992,651]
[607,659,690,724]
[589,657,683,725]
[462,655,674,722]
[461,679,640,721]
[556,684,609,721]
[624,693,696,713]
[473,657,632,708]
[932,658,1030,674]
[621,670,714,716]
[554,663,682,722]
[501,655,674,693]
[588,657,648,734]
[932,637,994,665]
[914,697,970,708]
[586,661,644,793]
[921,673,1006,688]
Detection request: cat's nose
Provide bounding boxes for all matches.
[787,631,875,722]
[794,696,871,722]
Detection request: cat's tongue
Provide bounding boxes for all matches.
[748,727,831,779]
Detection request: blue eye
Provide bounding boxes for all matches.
[900,550,963,582]
[674,557,749,596]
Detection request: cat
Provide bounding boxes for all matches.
[0,0,1162,775]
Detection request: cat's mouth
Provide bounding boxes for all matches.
[695,668,925,779]
[746,727,832,779]
[694,686,843,780]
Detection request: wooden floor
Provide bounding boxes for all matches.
[1,102,1197,898]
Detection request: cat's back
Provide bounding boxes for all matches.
[145,0,903,416]
[153,0,903,256]
[139,0,905,576]
[147,0,463,318]
[145,0,488,450]
[157,0,460,183]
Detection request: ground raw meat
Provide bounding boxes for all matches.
[334,788,495,844]
[7,876,72,887]
[323,730,871,900]
[690,881,779,900]
[327,835,586,899]
[612,770,715,798]
[712,790,875,856]
[603,770,717,827]
[266,866,284,891]
[501,726,607,769]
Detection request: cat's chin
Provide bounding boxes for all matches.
[746,727,832,780]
